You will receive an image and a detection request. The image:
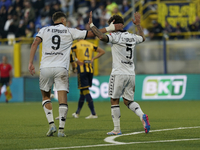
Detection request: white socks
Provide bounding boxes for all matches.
[59,104,68,129]
[111,105,121,132]
[42,100,68,130]
[42,100,54,124]
[128,102,144,121]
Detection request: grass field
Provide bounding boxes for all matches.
[0,100,200,150]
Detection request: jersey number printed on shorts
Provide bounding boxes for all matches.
[84,48,89,57]
[126,44,132,59]
[51,35,60,50]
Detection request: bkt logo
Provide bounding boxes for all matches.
[142,76,187,99]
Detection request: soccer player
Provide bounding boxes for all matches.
[0,56,12,103]
[88,11,150,135]
[28,12,123,137]
[71,40,105,119]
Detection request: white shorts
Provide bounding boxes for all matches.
[40,67,69,92]
[108,75,135,101]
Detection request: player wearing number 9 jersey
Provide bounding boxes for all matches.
[28,12,123,137]
[88,11,150,135]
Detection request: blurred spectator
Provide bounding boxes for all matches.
[23,1,35,25]
[188,16,200,38]
[15,5,23,19]
[40,15,51,27]
[13,0,24,10]
[149,20,163,40]
[99,19,107,29]
[4,14,13,34]
[32,0,45,17]
[0,5,7,38]
[83,10,90,25]
[106,0,117,15]
[173,22,187,39]
[50,1,62,17]
[163,21,174,39]
[33,24,41,37]
[16,20,26,38]
[0,0,12,10]
[121,0,130,14]
[49,1,62,24]
[76,13,85,30]
[40,2,51,18]
[67,21,73,28]
[88,0,101,28]
[7,5,15,15]
[25,27,32,38]
[8,14,20,36]
[60,0,74,17]
[111,7,122,17]
[27,21,35,36]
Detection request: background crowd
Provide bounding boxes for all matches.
[0,0,200,41]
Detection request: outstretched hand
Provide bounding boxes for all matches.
[88,11,93,25]
[132,12,141,25]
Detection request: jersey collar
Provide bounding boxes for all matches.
[119,30,127,32]
[53,23,63,26]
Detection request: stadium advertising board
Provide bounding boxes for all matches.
[142,75,187,99]
[67,75,200,101]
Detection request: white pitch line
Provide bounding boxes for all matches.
[27,126,200,150]
[104,126,200,144]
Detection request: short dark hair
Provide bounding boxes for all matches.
[108,15,124,25]
[52,12,67,22]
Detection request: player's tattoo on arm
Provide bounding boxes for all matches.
[136,25,145,41]
[91,26,108,42]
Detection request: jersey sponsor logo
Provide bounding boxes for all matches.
[121,60,133,65]
[142,75,187,99]
[122,37,135,42]
[45,52,63,55]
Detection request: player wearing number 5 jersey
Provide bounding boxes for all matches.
[88,11,150,135]
[28,12,123,137]
[71,40,105,119]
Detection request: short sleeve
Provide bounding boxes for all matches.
[93,46,97,51]
[135,35,143,44]
[36,27,45,41]
[70,51,74,62]
[71,44,77,52]
[106,33,116,43]
[68,28,87,40]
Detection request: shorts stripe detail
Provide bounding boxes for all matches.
[80,65,84,73]
[85,63,90,72]
[109,75,115,96]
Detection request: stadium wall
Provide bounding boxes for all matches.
[1,74,199,103]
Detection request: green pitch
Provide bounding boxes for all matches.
[0,100,200,150]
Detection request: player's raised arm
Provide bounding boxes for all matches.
[88,11,109,42]
[86,11,123,39]
[132,12,145,42]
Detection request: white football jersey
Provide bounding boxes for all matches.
[36,23,87,69]
[107,31,143,75]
